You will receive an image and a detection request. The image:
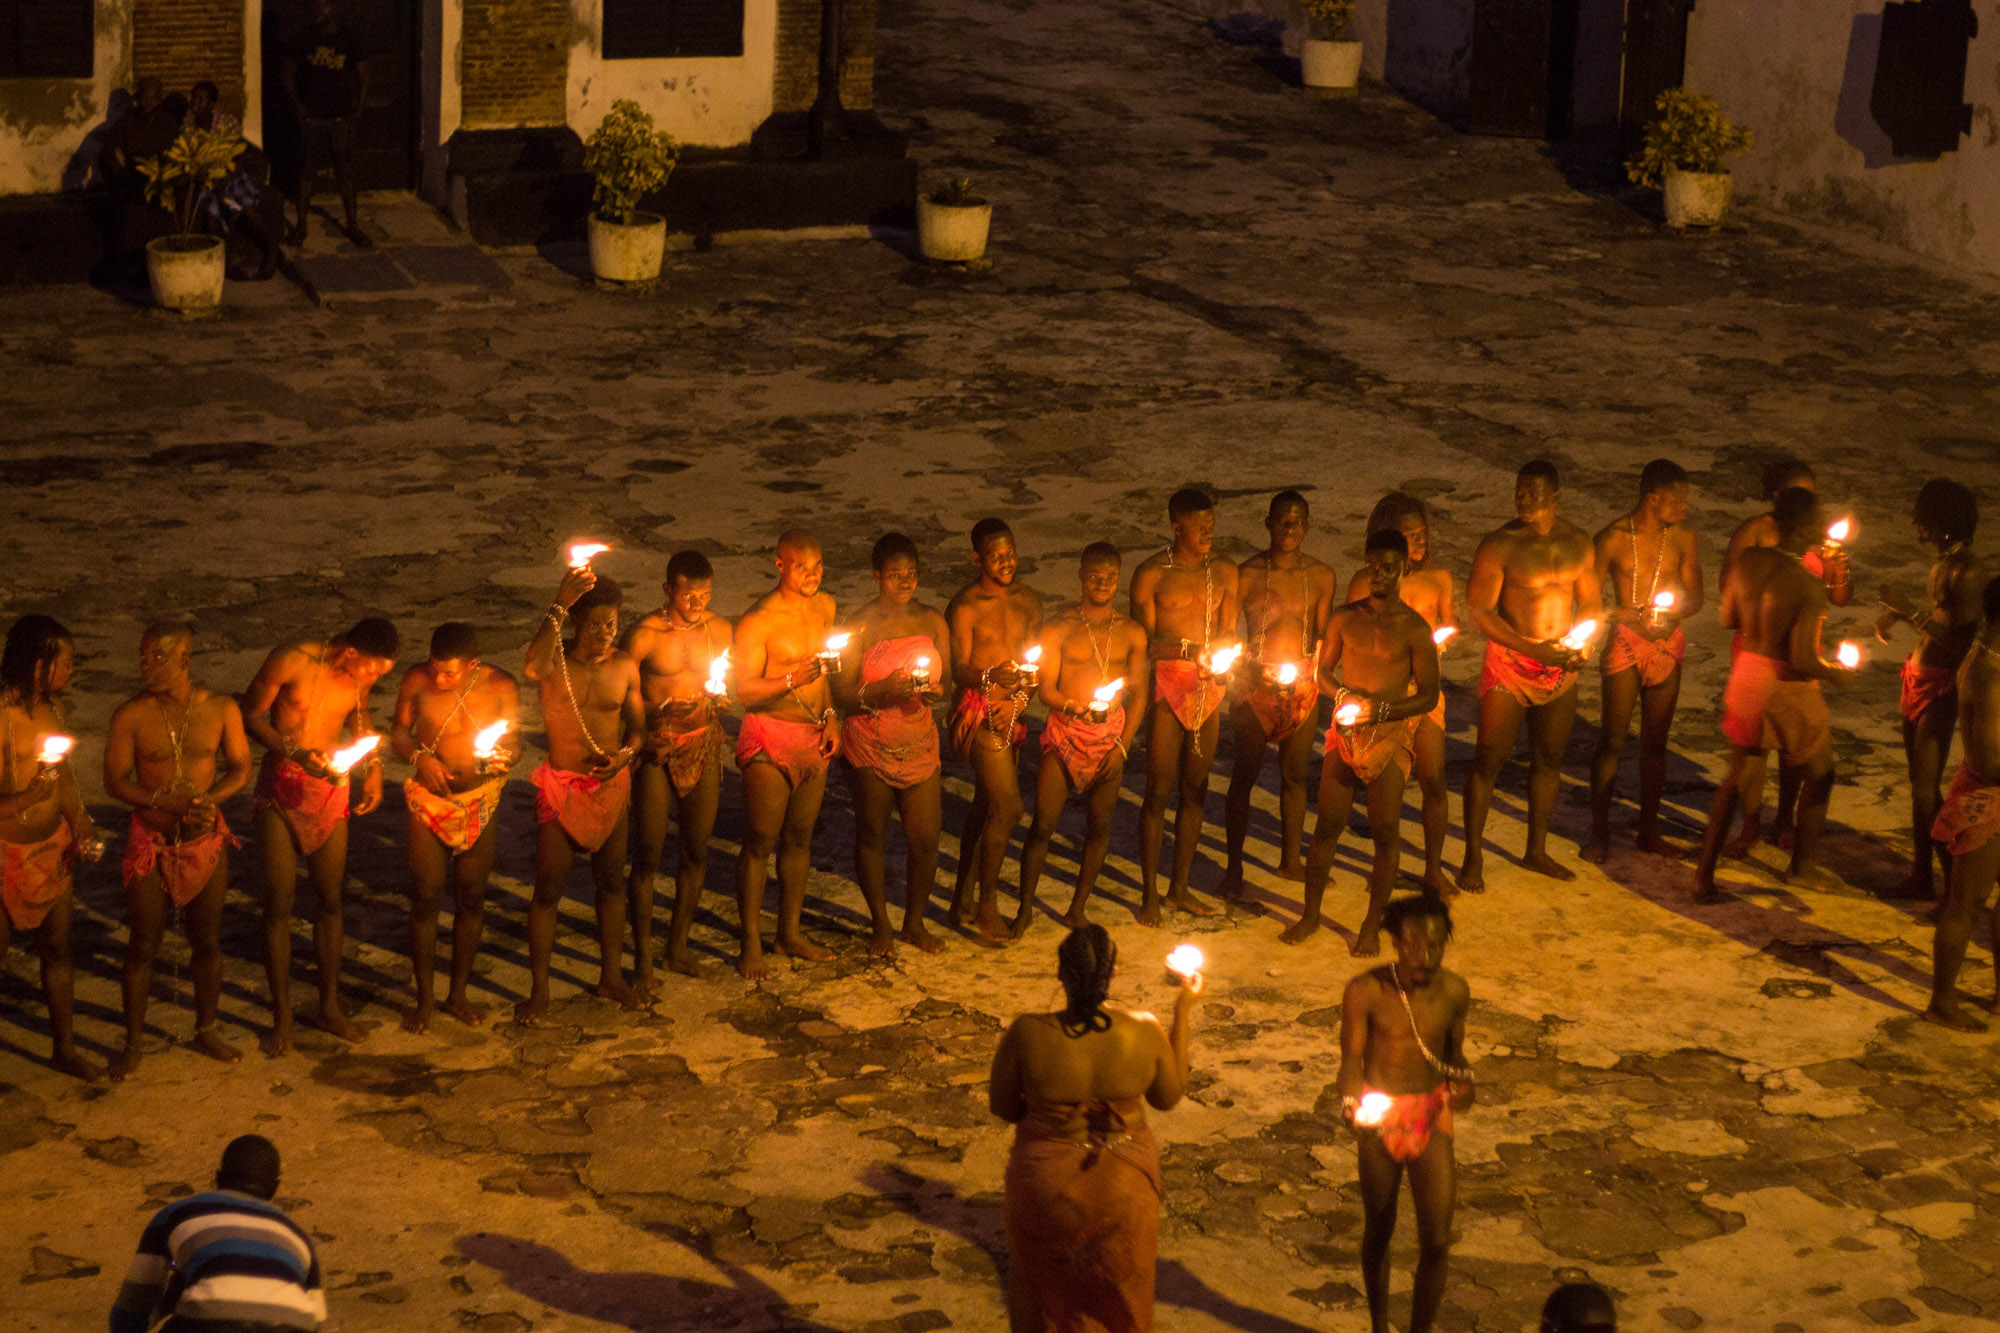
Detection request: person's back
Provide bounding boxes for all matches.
[1007,1009,1173,1135]
[1732,545,1816,666]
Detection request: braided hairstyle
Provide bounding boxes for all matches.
[1056,924,1116,1034]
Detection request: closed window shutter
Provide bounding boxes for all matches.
[602,0,745,59]
[2,0,95,77]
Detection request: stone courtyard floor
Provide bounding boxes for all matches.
[6,0,2000,1329]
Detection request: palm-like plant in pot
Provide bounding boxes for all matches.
[1299,0,1361,93]
[1625,88,1754,228]
[584,99,679,283]
[137,126,246,312]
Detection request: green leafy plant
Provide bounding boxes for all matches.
[1624,88,1753,187]
[584,99,679,226]
[1301,0,1356,40]
[136,127,246,238]
[926,177,985,208]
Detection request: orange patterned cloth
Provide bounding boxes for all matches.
[1244,679,1316,743]
[1367,1087,1454,1165]
[531,762,632,852]
[1900,656,1956,725]
[1602,623,1685,688]
[1,822,74,931]
[1042,705,1126,791]
[950,685,1026,757]
[1326,717,1416,785]
[1720,651,1829,762]
[404,777,503,854]
[736,712,832,788]
[1478,641,1576,707]
[1932,763,2000,856]
[1154,659,1223,732]
[255,752,349,856]
[121,814,238,907]
[646,699,727,797]
[842,636,942,789]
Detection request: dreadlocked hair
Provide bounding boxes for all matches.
[1056,924,1116,1034]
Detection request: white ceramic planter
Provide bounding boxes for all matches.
[1301,39,1363,94]
[588,211,667,283]
[1663,169,1733,228]
[145,235,225,312]
[916,198,992,262]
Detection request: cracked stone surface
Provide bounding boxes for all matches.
[4,0,2000,1329]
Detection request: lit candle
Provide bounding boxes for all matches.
[328,735,381,774]
[1825,517,1853,548]
[1207,644,1242,676]
[1088,677,1124,723]
[705,649,731,698]
[472,720,509,758]
[567,542,611,569]
[819,632,853,674]
[1649,590,1678,627]
[1336,700,1365,728]
[1432,625,1457,648]
[1836,640,1862,670]
[35,734,74,766]
[911,655,933,688]
[1354,1091,1394,1127]
[1018,644,1043,688]
[1272,661,1301,687]
[1165,943,1204,979]
[1560,619,1600,652]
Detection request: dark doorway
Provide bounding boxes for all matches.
[1619,0,1692,154]
[1466,0,1581,138]
[263,0,420,191]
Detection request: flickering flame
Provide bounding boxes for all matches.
[1652,590,1678,611]
[705,650,731,696]
[567,542,610,568]
[1207,644,1242,675]
[1836,641,1862,670]
[1091,678,1125,710]
[1560,619,1600,651]
[472,721,510,757]
[912,655,932,678]
[1022,645,1043,666]
[1165,944,1204,978]
[823,632,853,653]
[1432,626,1457,647]
[1354,1091,1394,1128]
[328,735,381,774]
[35,734,73,765]
[1336,701,1365,728]
[1275,662,1300,687]
[1826,518,1853,545]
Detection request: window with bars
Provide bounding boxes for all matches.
[1,0,93,77]
[602,0,744,59]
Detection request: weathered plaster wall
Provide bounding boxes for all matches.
[0,0,132,194]
[566,0,779,148]
[1687,0,2000,275]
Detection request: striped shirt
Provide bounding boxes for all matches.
[110,1190,326,1333]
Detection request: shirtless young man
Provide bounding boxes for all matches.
[1924,576,2000,1032]
[1016,544,1150,933]
[1876,480,1983,901]
[624,551,733,983]
[522,571,644,1020]
[1352,493,1458,894]
[947,519,1044,943]
[1337,894,1475,1333]
[103,623,253,1076]
[1721,458,1853,857]
[835,533,952,956]
[732,529,843,978]
[0,616,109,1081]
[1582,459,1705,862]
[1133,488,1241,923]
[1221,492,1335,898]
[242,617,399,1055]
[1460,462,1601,891]
[1694,488,1849,901]
[1285,532,1441,954]
[389,623,521,1032]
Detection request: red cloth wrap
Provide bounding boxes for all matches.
[735,712,832,788]
[1478,641,1577,707]
[1,822,73,931]
[1004,1096,1162,1333]
[1327,717,1417,785]
[255,752,350,855]
[121,814,238,906]
[1244,678,1317,743]
[1043,705,1126,791]
[1368,1087,1454,1165]
[404,778,503,854]
[951,685,1026,757]
[1602,623,1685,687]
[647,699,727,797]
[531,762,632,852]
[842,636,942,789]
[1932,763,2000,857]
[1900,656,1956,725]
[1720,651,1830,761]
[1154,658,1223,732]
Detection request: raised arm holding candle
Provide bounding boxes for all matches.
[241,616,400,1056]
[389,622,521,1033]
[1584,459,1706,864]
[1020,544,1151,934]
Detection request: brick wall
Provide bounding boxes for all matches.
[461,0,570,127]
[133,0,245,116]
[772,0,875,113]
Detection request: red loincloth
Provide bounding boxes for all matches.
[1244,678,1316,743]
[1602,623,1685,688]
[1478,641,1577,707]
[255,752,350,856]
[121,814,238,907]
[1004,1095,1162,1333]
[1327,717,1416,785]
[1367,1087,1454,1165]
[404,777,504,854]
[842,636,942,789]
[647,700,727,797]
[951,685,1027,757]
[1720,651,1830,762]
[1154,659,1224,733]
[1,822,74,931]
[1043,705,1127,791]
[1900,656,1957,725]
[531,762,632,852]
[736,712,833,789]
[1932,763,2000,857]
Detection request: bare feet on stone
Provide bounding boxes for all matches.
[1523,851,1576,882]
[316,1005,365,1044]
[1168,888,1217,917]
[1061,909,1091,931]
[869,927,898,959]
[52,1048,105,1083]
[1217,867,1246,901]
[401,1004,433,1035]
[1135,899,1163,927]
[1279,915,1320,945]
[1781,863,1842,892]
[968,912,1011,947]
[108,1045,143,1082]
[1923,999,1989,1033]
[260,1020,293,1058]
[1637,830,1675,857]
[902,924,944,955]
[1421,868,1455,897]
[1578,838,1610,865]
[775,933,835,963]
[667,952,718,981]
[1456,855,1485,894]
[441,995,488,1026]
[191,1028,242,1063]
[1350,929,1383,958]
[1273,859,1306,884]
[595,977,647,1011]
[513,993,550,1024]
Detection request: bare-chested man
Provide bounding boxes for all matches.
[1924,575,2000,1031]
[242,616,399,1055]
[1353,493,1458,894]
[1460,461,1600,891]
[732,529,842,978]
[1222,492,1335,898]
[1,616,108,1081]
[1285,532,1440,954]
[390,623,521,1032]
[1016,543,1150,933]
[1694,487,1848,901]
[625,550,733,983]
[1876,480,1983,900]
[1721,458,1853,857]
[103,623,252,1077]
[835,533,952,955]
[1133,488,1241,923]
[522,571,644,1020]
[1582,459,1705,862]
[1337,894,1475,1333]
[947,518,1044,943]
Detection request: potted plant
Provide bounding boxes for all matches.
[583,99,678,284]
[1625,88,1754,228]
[1299,0,1362,95]
[136,126,245,313]
[916,177,992,263]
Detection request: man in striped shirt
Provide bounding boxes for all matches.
[110,1135,326,1333]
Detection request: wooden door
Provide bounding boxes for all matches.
[1620,0,1692,154]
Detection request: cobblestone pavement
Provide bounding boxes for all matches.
[6,0,2000,1329]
